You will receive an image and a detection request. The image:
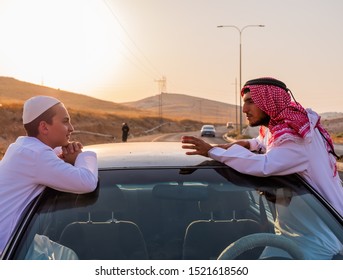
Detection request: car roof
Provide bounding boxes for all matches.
[84,142,210,169]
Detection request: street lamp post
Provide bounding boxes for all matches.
[234,77,238,133]
[217,24,265,134]
[231,78,238,133]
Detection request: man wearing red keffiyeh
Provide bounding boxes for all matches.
[181,77,343,259]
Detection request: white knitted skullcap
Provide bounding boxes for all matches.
[23,96,61,124]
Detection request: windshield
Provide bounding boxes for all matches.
[202,125,214,130]
[10,166,343,260]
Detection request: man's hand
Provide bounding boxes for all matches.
[216,140,250,150]
[181,136,213,157]
[60,142,83,165]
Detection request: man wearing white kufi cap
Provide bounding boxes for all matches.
[0,95,98,254]
[22,95,61,125]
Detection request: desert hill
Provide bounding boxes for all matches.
[0,77,238,123]
[124,92,238,124]
[0,77,150,118]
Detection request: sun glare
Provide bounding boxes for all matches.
[0,0,123,94]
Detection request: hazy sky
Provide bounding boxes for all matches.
[0,0,342,113]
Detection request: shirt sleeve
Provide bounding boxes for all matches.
[33,149,98,194]
[247,138,261,152]
[248,135,266,153]
[208,140,309,177]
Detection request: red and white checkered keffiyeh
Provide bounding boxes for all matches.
[241,78,333,148]
[241,79,338,175]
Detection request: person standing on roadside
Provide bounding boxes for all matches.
[122,122,130,142]
[0,95,98,254]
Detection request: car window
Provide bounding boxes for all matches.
[9,166,343,260]
[201,125,214,129]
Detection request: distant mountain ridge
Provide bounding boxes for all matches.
[320,112,343,120]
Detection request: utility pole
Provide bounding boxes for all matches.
[155,76,167,125]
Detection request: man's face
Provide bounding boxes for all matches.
[242,92,270,127]
[42,103,74,148]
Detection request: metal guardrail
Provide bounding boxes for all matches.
[144,122,171,134]
[74,124,172,140]
[73,130,114,138]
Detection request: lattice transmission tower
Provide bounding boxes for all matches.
[155,76,167,124]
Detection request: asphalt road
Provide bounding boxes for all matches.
[146,125,228,144]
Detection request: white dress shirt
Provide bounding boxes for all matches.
[0,136,98,253]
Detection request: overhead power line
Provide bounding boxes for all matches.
[102,0,162,80]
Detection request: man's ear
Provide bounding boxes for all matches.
[37,121,49,135]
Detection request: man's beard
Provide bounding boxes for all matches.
[250,115,270,127]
